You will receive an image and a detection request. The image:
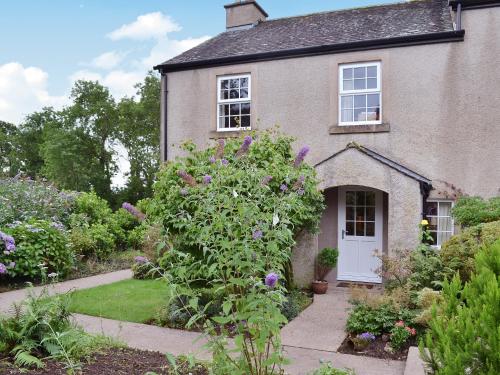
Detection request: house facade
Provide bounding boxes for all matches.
[154,0,500,286]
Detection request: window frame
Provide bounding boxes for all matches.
[425,199,454,248]
[338,61,382,126]
[216,74,252,132]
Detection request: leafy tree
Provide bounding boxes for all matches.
[117,72,160,203]
[0,121,21,176]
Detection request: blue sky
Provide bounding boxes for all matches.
[0,0,387,124]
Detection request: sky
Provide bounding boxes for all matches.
[0,0,389,125]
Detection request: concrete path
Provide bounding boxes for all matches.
[0,269,132,315]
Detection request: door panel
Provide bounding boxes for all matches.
[338,187,382,283]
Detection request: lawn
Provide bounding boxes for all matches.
[68,279,168,323]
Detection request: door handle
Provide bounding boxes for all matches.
[342,229,345,239]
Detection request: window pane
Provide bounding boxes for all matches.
[219,104,229,116]
[367,94,380,107]
[230,104,240,115]
[367,65,377,78]
[429,232,437,245]
[366,192,375,206]
[220,90,228,100]
[240,88,248,98]
[354,67,366,79]
[230,116,240,128]
[346,221,354,236]
[219,117,225,128]
[354,95,366,108]
[356,221,365,236]
[439,202,452,216]
[341,95,353,109]
[367,78,377,89]
[346,191,356,205]
[356,191,365,206]
[241,115,250,128]
[343,79,353,91]
[356,206,365,221]
[342,110,353,122]
[367,107,379,121]
[221,80,229,89]
[366,222,375,237]
[230,79,239,88]
[230,89,239,99]
[240,77,248,88]
[425,201,438,216]
[354,79,366,90]
[346,206,355,220]
[241,102,250,115]
[343,68,353,79]
[439,217,452,232]
[428,217,438,231]
[354,108,366,122]
[366,207,375,221]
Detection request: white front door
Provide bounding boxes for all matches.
[337,187,383,283]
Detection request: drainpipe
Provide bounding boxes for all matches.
[160,72,168,162]
[456,1,463,31]
[420,182,432,220]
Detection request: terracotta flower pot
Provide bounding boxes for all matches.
[312,280,328,294]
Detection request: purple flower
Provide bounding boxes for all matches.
[209,156,216,164]
[265,272,279,288]
[180,188,189,196]
[280,184,288,192]
[122,202,145,221]
[293,146,310,168]
[134,256,149,265]
[203,175,212,184]
[252,229,263,240]
[5,243,15,252]
[0,263,6,274]
[177,170,197,187]
[297,188,305,196]
[0,231,15,253]
[51,222,65,231]
[261,175,273,186]
[221,158,229,166]
[236,136,253,157]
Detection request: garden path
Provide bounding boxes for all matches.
[0,269,132,315]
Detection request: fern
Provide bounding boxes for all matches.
[13,349,44,369]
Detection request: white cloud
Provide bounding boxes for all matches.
[141,35,211,68]
[91,50,127,70]
[69,69,144,99]
[0,62,68,124]
[107,12,181,41]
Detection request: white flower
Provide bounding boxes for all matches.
[47,272,58,278]
[273,213,280,226]
[232,190,238,198]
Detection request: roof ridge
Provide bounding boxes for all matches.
[263,0,435,24]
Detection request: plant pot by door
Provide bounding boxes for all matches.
[312,280,328,294]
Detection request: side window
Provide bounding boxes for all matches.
[339,62,381,125]
[424,200,454,247]
[217,74,251,131]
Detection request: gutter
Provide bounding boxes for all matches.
[154,30,465,73]
[449,0,500,9]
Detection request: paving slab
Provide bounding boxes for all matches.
[72,313,211,360]
[284,346,405,375]
[404,347,427,375]
[0,269,133,315]
[281,287,351,352]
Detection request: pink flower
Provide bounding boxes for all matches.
[395,321,405,327]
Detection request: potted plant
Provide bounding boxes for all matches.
[312,247,339,294]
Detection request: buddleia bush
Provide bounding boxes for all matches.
[149,130,324,287]
[421,240,500,374]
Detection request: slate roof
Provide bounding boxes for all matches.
[156,0,458,71]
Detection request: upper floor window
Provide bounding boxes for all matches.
[339,62,381,126]
[217,74,251,131]
[424,200,454,247]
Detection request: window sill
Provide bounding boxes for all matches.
[329,123,390,134]
[209,129,252,139]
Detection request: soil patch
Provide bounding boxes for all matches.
[337,334,416,361]
[0,347,208,375]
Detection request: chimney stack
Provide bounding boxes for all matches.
[224,0,268,30]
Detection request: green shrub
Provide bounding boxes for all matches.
[421,240,500,374]
[310,363,355,375]
[0,177,76,228]
[72,191,112,225]
[407,245,444,291]
[440,220,500,282]
[0,287,115,370]
[280,289,312,321]
[1,220,73,279]
[390,321,416,351]
[69,223,115,259]
[107,208,140,250]
[316,247,339,280]
[346,302,416,336]
[452,196,500,227]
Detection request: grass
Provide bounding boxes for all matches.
[68,279,168,323]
